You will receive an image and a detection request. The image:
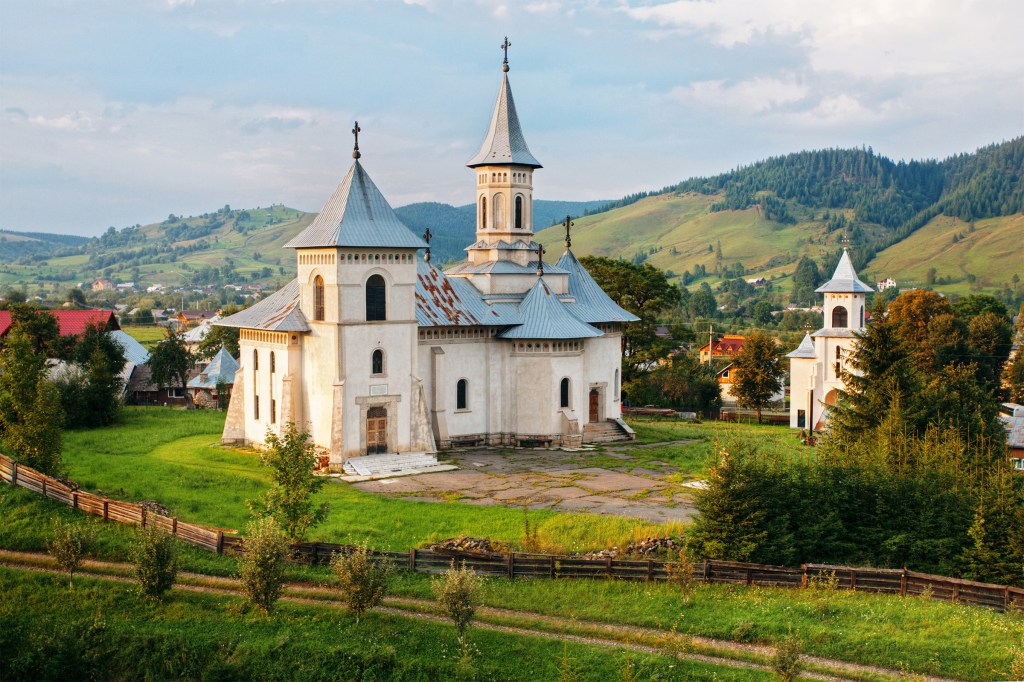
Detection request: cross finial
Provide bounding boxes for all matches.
[501,36,511,72]
[422,228,432,262]
[535,242,545,276]
[351,121,362,159]
[563,215,574,249]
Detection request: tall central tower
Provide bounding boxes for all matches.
[466,38,542,250]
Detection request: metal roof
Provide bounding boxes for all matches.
[216,280,310,332]
[1000,415,1024,450]
[786,333,817,359]
[187,346,240,390]
[816,250,873,293]
[556,249,640,324]
[465,239,534,251]
[108,329,151,366]
[497,279,602,339]
[445,259,568,276]
[466,72,542,169]
[416,259,499,327]
[284,160,428,250]
[811,327,856,338]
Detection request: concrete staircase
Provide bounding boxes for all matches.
[582,420,632,444]
[341,452,455,479]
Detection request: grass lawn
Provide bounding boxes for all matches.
[120,324,169,350]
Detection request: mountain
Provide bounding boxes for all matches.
[0,230,90,261]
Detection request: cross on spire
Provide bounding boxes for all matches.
[501,36,511,72]
[422,227,432,262]
[535,242,545,276]
[351,121,362,159]
[563,215,574,249]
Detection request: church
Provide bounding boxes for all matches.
[217,47,638,470]
[787,250,873,431]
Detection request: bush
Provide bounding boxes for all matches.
[249,423,328,542]
[330,542,393,624]
[46,517,91,588]
[240,517,288,614]
[432,560,484,654]
[131,526,178,599]
[771,632,803,681]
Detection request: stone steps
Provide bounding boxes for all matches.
[342,452,443,477]
[582,420,631,444]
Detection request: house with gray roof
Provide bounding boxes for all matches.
[216,49,637,469]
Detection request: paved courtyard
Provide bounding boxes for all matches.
[351,445,698,524]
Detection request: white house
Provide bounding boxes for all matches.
[216,52,638,470]
[787,250,873,430]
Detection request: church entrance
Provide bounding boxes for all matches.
[589,389,600,423]
[366,406,388,454]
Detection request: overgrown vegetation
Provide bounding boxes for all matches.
[46,517,90,588]
[249,422,328,543]
[432,560,484,658]
[130,526,178,599]
[330,542,394,624]
[239,516,288,614]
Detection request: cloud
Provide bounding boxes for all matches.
[239,109,317,135]
[670,77,809,114]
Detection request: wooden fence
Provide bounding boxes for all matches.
[4,453,1023,612]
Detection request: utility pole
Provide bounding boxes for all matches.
[707,323,713,366]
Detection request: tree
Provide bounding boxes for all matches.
[953,294,1008,322]
[240,516,288,614]
[730,332,784,423]
[752,299,774,327]
[249,423,328,542]
[65,288,87,307]
[195,309,240,359]
[689,283,717,319]
[330,542,393,624]
[0,324,64,474]
[55,323,126,428]
[432,561,484,657]
[149,328,197,404]
[1004,350,1024,403]
[47,518,91,588]
[791,257,822,305]
[887,289,953,350]
[966,311,1013,390]
[131,526,178,599]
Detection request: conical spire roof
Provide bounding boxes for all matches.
[498,279,602,339]
[786,332,817,359]
[285,160,427,249]
[466,71,542,168]
[187,345,240,389]
[815,249,873,293]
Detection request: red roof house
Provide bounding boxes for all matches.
[0,309,120,339]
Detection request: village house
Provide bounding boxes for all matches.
[876,277,897,291]
[698,334,747,364]
[187,346,239,409]
[216,51,638,470]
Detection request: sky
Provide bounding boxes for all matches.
[1,0,1022,237]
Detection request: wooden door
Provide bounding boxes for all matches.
[366,406,388,454]
[588,389,599,423]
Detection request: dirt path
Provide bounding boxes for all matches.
[0,550,962,682]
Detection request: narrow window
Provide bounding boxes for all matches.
[797,409,806,428]
[480,196,487,229]
[253,349,259,371]
[457,379,468,410]
[366,274,386,321]
[860,307,865,328]
[514,195,523,229]
[831,305,848,328]
[270,351,276,374]
[313,275,325,321]
[270,399,276,424]
[493,193,505,230]
[614,369,620,397]
[372,349,384,375]
[560,378,570,408]
[254,395,260,420]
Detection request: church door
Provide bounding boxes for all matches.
[366,406,388,455]
[588,389,599,423]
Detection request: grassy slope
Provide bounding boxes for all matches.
[866,213,1024,294]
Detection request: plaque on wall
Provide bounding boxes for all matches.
[369,384,388,396]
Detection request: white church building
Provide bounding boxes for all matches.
[787,250,873,431]
[217,52,638,470]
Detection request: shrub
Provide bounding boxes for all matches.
[46,517,91,588]
[249,423,328,542]
[664,540,698,604]
[131,526,178,599]
[771,632,803,681]
[330,542,393,624]
[432,560,484,654]
[240,517,288,614]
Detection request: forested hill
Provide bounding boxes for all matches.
[660,137,1024,266]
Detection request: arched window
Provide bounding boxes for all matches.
[456,379,468,410]
[860,307,865,328]
[366,274,386,321]
[615,369,620,398]
[560,378,571,408]
[270,351,276,374]
[372,349,384,375]
[514,195,523,229]
[253,349,259,371]
[313,275,325,321]
[831,305,848,328]
[493,193,505,230]
[480,196,487,229]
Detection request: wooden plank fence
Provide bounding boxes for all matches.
[4,453,1023,612]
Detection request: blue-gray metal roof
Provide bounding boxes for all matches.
[216,280,310,332]
[416,259,510,327]
[466,72,542,169]
[498,279,602,339]
[187,346,240,389]
[108,329,151,366]
[816,250,873,293]
[811,327,856,338]
[284,160,428,250]
[786,333,817,359]
[465,239,534,251]
[556,249,641,324]
[445,259,568,276]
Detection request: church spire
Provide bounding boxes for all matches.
[815,249,873,294]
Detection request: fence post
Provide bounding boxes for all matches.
[103,500,109,521]
[703,560,711,583]
[408,548,416,571]
[11,462,17,486]
[216,531,224,555]
[172,517,178,535]
[850,569,857,590]
[801,564,808,588]
[605,556,613,578]
[900,568,908,597]
[745,567,752,586]
[41,478,47,498]
[951,582,960,603]
[647,560,654,582]
[141,506,147,528]
[549,555,556,579]
[1006,587,1011,612]
[507,552,515,579]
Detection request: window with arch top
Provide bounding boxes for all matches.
[372,349,384,375]
[493,193,505,229]
[456,378,468,410]
[270,351,276,374]
[514,195,523,229]
[366,274,386,321]
[313,275,325,321]
[253,349,259,371]
[560,378,571,408]
[480,196,487,229]
[831,305,848,328]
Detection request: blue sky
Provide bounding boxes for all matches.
[2,0,1022,236]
